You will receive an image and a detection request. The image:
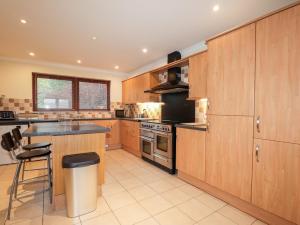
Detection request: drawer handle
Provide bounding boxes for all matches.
[255,144,260,162]
[256,116,261,133]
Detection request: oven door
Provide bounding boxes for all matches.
[154,131,173,158]
[140,136,154,160]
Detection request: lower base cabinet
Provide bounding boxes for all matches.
[205,115,253,202]
[120,120,141,157]
[252,139,300,224]
[176,128,206,181]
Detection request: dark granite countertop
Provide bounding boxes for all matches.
[0,119,60,126]
[0,117,150,126]
[22,122,110,137]
[175,123,207,131]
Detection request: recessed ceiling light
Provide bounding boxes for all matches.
[92,36,97,40]
[28,52,35,56]
[20,19,27,24]
[114,65,119,70]
[213,4,220,12]
[77,60,82,64]
[142,48,148,53]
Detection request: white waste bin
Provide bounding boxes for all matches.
[62,152,100,217]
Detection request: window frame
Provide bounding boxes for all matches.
[32,73,111,111]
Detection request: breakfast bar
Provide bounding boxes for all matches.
[22,122,109,208]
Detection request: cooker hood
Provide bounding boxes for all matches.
[144,67,189,94]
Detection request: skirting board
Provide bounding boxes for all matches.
[177,171,296,225]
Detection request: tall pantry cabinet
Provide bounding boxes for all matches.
[252,5,300,224]
[205,24,255,202]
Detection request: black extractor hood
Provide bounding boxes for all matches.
[144,51,189,94]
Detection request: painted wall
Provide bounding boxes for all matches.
[0,59,127,102]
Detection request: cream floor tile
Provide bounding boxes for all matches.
[113,203,150,225]
[43,209,81,225]
[196,212,237,225]
[6,204,43,225]
[252,220,268,225]
[105,172,117,184]
[154,207,195,225]
[147,180,175,193]
[178,184,204,198]
[165,177,187,187]
[111,171,136,181]
[82,212,120,225]
[135,217,159,225]
[104,191,136,210]
[5,215,43,225]
[136,174,161,184]
[218,205,256,225]
[130,168,153,178]
[127,185,156,201]
[160,188,191,205]
[196,193,227,210]
[102,182,126,196]
[177,198,214,221]
[118,177,144,190]
[139,195,173,216]
[80,197,111,221]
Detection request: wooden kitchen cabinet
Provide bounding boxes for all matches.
[120,120,141,157]
[94,120,121,150]
[255,5,300,144]
[122,73,159,104]
[252,139,300,224]
[176,128,206,181]
[188,51,207,99]
[207,24,255,116]
[80,120,121,150]
[205,115,253,201]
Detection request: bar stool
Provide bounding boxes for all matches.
[12,127,51,181]
[1,132,53,220]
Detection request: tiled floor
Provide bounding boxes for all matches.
[0,149,268,225]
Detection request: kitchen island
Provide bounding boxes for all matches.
[23,122,109,208]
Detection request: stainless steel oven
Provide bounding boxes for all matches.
[140,128,154,160]
[153,131,172,159]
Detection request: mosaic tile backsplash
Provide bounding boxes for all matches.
[0,96,123,119]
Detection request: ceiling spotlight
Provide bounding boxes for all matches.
[114,65,119,70]
[28,52,35,56]
[213,4,220,12]
[142,48,148,53]
[92,36,97,40]
[20,19,27,24]
[77,60,82,64]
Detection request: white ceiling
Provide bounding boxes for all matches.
[0,0,297,72]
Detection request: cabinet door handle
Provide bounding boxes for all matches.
[207,99,210,111]
[255,144,260,162]
[206,120,210,133]
[256,116,261,133]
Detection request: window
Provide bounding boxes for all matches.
[32,73,110,111]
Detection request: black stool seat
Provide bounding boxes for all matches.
[16,149,51,160]
[23,142,51,150]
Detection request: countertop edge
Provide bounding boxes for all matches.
[175,124,207,131]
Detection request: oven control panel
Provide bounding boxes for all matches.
[141,122,172,133]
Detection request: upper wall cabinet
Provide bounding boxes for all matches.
[122,73,159,104]
[207,24,255,116]
[255,5,300,144]
[188,51,207,99]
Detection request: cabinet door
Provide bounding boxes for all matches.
[110,120,120,146]
[255,5,300,144]
[120,121,129,147]
[252,139,300,224]
[206,115,253,201]
[122,80,129,104]
[188,52,207,99]
[176,128,205,181]
[207,24,255,116]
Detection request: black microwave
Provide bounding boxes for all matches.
[115,109,125,118]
